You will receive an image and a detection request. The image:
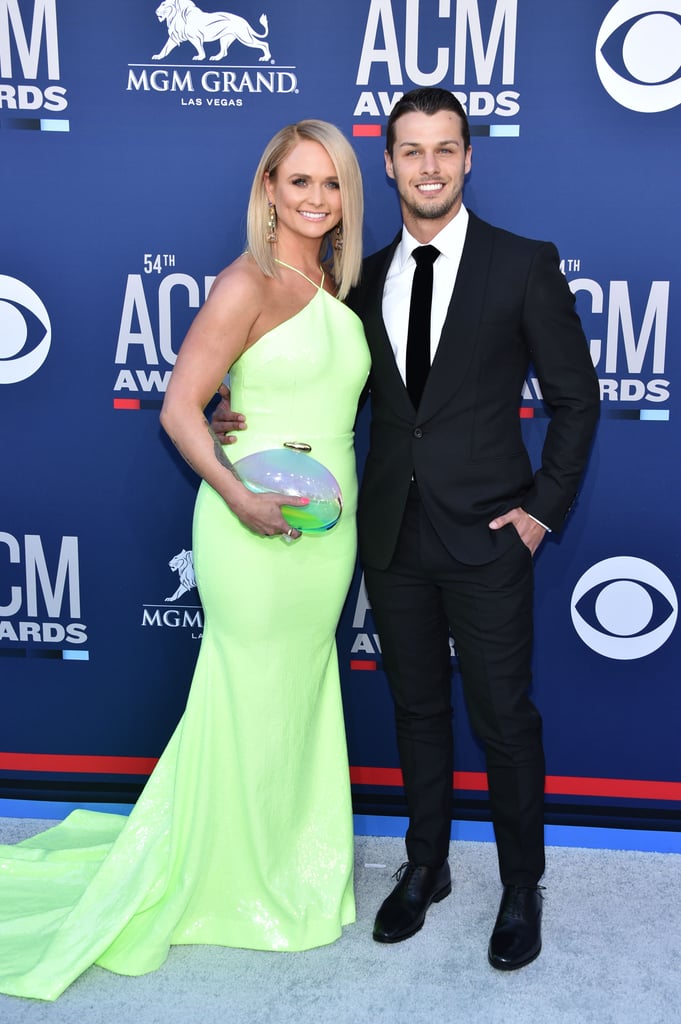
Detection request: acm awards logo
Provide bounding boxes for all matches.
[522,269,672,417]
[0,0,68,119]
[353,0,520,134]
[0,275,52,384]
[354,0,681,133]
[571,275,670,412]
[347,573,457,668]
[596,1,681,113]
[347,574,382,664]
[572,557,677,660]
[0,532,88,653]
[113,262,215,404]
[141,548,204,638]
[126,0,298,105]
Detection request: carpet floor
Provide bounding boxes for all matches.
[0,817,679,1023]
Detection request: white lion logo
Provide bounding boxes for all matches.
[152,0,272,63]
[165,549,197,602]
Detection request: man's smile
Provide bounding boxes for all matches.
[416,182,445,194]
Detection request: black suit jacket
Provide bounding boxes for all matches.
[348,211,601,569]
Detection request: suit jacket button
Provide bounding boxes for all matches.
[413,427,423,438]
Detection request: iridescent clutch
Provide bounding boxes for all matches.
[233,444,342,533]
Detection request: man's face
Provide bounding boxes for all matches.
[385,109,472,239]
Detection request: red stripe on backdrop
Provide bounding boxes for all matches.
[1,754,681,802]
[352,124,382,137]
[113,398,141,410]
[348,766,681,802]
[0,753,158,774]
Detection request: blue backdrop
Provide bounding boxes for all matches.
[1,0,680,834]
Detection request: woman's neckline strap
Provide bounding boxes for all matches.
[274,259,325,290]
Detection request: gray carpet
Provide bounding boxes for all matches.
[0,817,679,1023]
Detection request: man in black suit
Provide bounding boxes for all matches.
[213,87,599,970]
[347,88,599,970]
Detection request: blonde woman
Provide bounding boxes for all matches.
[0,121,369,1000]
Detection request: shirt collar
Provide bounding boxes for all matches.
[396,205,469,269]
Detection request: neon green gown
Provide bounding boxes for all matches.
[0,272,370,1001]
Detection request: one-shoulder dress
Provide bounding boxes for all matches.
[0,268,370,1001]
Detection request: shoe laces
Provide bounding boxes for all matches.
[392,862,411,882]
[504,884,545,916]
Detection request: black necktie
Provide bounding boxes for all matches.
[406,245,439,408]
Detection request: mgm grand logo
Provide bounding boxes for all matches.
[127,1,298,99]
[153,0,272,62]
[142,549,204,636]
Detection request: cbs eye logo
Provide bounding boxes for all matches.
[0,276,52,384]
[571,556,677,660]
[596,1,681,112]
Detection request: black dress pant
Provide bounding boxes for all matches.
[364,484,545,886]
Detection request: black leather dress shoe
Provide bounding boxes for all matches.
[373,861,451,943]
[488,885,543,970]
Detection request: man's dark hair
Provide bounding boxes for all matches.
[386,88,471,156]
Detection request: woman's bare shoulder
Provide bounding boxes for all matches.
[208,252,270,306]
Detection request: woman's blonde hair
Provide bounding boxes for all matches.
[246,120,363,301]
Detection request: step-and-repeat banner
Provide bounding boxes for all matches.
[2,1,680,831]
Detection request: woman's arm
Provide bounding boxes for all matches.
[160,261,304,537]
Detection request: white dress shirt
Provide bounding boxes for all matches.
[382,206,469,383]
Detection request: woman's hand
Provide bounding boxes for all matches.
[229,487,308,540]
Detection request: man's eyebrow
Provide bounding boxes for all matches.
[396,138,460,148]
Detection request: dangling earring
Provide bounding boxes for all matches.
[334,221,344,252]
[267,201,277,243]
